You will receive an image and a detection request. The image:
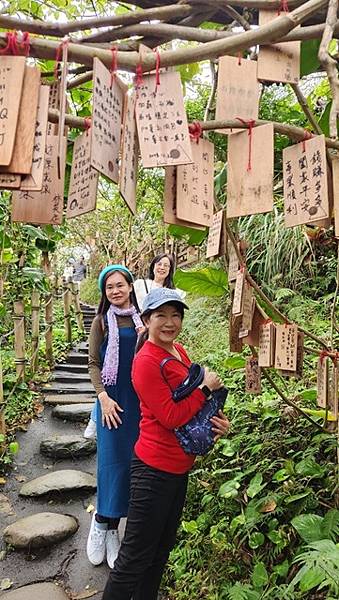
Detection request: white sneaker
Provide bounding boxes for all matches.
[86,513,107,565]
[106,529,121,569]
[84,418,97,439]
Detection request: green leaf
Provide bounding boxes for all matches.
[322,509,339,541]
[219,479,240,499]
[247,473,265,499]
[248,532,265,549]
[295,458,325,478]
[299,566,325,593]
[252,562,268,589]
[291,514,325,543]
[298,388,317,401]
[220,439,235,457]
[168,224,207,246]
[284,490,311,504]
[318,100,331,137]
[8,442,19,454]
[224,356,246,369]
[300,40,321,77]
[181,520,198,534]
[22,224,47,240]
[273,559,290,578]
[173,267,228,297]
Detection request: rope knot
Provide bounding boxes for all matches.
[188,121,202,143]
[0,31,30,56]
[235,118,256,171]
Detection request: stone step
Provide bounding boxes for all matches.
[66,351,88,365]
[1,583,70,600]
[55,362,88,373]
[53,371,91,384]
[43,381,94,394]
[19,469,96,497]
[76,341,89,354]
[3,512,78,549]
[40,434,96,458]
[52,403,94,421]
[44,394,95,405]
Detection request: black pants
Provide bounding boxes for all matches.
[102,455,189,600]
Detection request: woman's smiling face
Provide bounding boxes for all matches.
[145,303,183,348]
[105,271,132,309]
[153,257,171,281]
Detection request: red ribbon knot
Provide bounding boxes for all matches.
[188,121,202,143]
[0,31,30,56]
[153,48,161,93]
[54,38,69,80]
[278,0,289,15]
[301,130,313,153]
[235,118,256,172]
[110,46,118,87]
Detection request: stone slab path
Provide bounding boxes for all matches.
[0,305,111,600]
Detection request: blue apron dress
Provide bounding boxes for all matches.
[96,325,140,519]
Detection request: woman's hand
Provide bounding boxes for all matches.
[98,391,124,430]
[210,410,230,442]
[202,367,223,391]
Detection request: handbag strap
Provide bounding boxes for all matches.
[143,278,149,294]
[160,356,189,393]
[160,356,204,399]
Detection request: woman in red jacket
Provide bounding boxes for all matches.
[102,287,229,600]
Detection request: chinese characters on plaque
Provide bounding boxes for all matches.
[163,166,204,229]
[215,55,259,133]
[206,210,224,258]
[283,135,329,227]
[176,139,214,226]
[317,356,329,408]
[258,321,275,367]
[239,282,253,337]
[257,10,300,84]
[119,92,139,215]
[66,132,99,218]
[245,357,262,394]
[0,56,26,166]
[20,85,50,191]
[135,71,192,168]
[91,58,125,183]
[232,269,245,315]
[274,324,298,371]
[227,124,274,218]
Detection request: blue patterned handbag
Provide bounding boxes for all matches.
[160,357,228,455]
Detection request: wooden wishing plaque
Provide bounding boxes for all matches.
[119,92,139,215]
[0,173,21,189]
[228,240,239,282]
[206,210,224,258]
[279,331,304,378]
[232,269,245,315]
[229,314,243,353]
[135,71,192,168]
[243,301,267,347]
[47,81,59,135]
[0,56,26,166]
[328,361,338,420]
[176,138,214,227]
[21,85,50,191]
[257,10,300,84]
[317,356,329,408]
[66,132,99,219]
[283,135,329,227]
[258,321,275,367]
[333,156,339,238]
[245,356,262,394]
[274,324,298,371]
[0,66,40,175]
[163,167,204,229]
[91,58,125,183]
[227,124,274,218]
[215,55,259,133]
[239,282,253,337]
[12,135,66,225]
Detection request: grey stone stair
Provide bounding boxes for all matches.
[53,371,91,384]
[52,403,94,421]
[44,393,96,405]
[55,362,88,373]
[43,381,94,394]
[66,351,88,365]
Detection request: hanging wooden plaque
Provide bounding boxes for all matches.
[119,92,138,215]
[20,85,50,191]
[333,156,339,238]
[328,361,338,419]
[245,356,262,394]
[283,135,329,227]
[232,269,245,315]
[274,324,298,371]
[57,42,68,180]
[228,240,239,282]
[227,124,274,218]
[243,302,267,347]
[206,210,224,258]
[176,139,214,227]
[317,356,329,408]
[0,66,40,175]
[91,58,125,183]
[215,56,259,134]
[135,71,192,168]
[0,56,26,166]
[47,81,59,135]
[258,321,275,367]
[12,135,66,224]
[279,331,304,378]
[163,166,204,229]
[66,132,99,219]
[229,314,243,353]
[257,10,300,84]
[0,173,21,189]
[239,282,253,337]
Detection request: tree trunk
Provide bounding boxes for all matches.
[13,300,25,381]
[31,291,40,374]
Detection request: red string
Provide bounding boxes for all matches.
[188,121,202,144]
[235,118,256,172]
[153,48,161,93]
[110,46,118,87]
[320,350,329,364]
[84,117,92,136]
[301,130,313,153]
[263,319,272,325]
[278,0,289,15]
[54,38,69,80]
[237,52,242,66]
[0,31,30,56]
[135,63,144,92]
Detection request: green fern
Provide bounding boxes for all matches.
[286,540,339,595]
[227,582,260,600]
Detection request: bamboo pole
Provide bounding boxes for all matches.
[13,300,25,381]
[42,251,53,367]
[63,283,72,344]
[70,282,84,335]
[0,350,5,441]
[30,291,40,374]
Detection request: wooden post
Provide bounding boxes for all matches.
[31,291,40,374]
[70,282,84,334]
[63,282,72,344]
[13,300,25,381]
[42,251,53,367]
[0,351,5,441]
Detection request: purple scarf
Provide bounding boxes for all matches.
[101,304,143,386]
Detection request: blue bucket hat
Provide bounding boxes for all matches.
[98,265,134,293]
[142,287,188,315]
